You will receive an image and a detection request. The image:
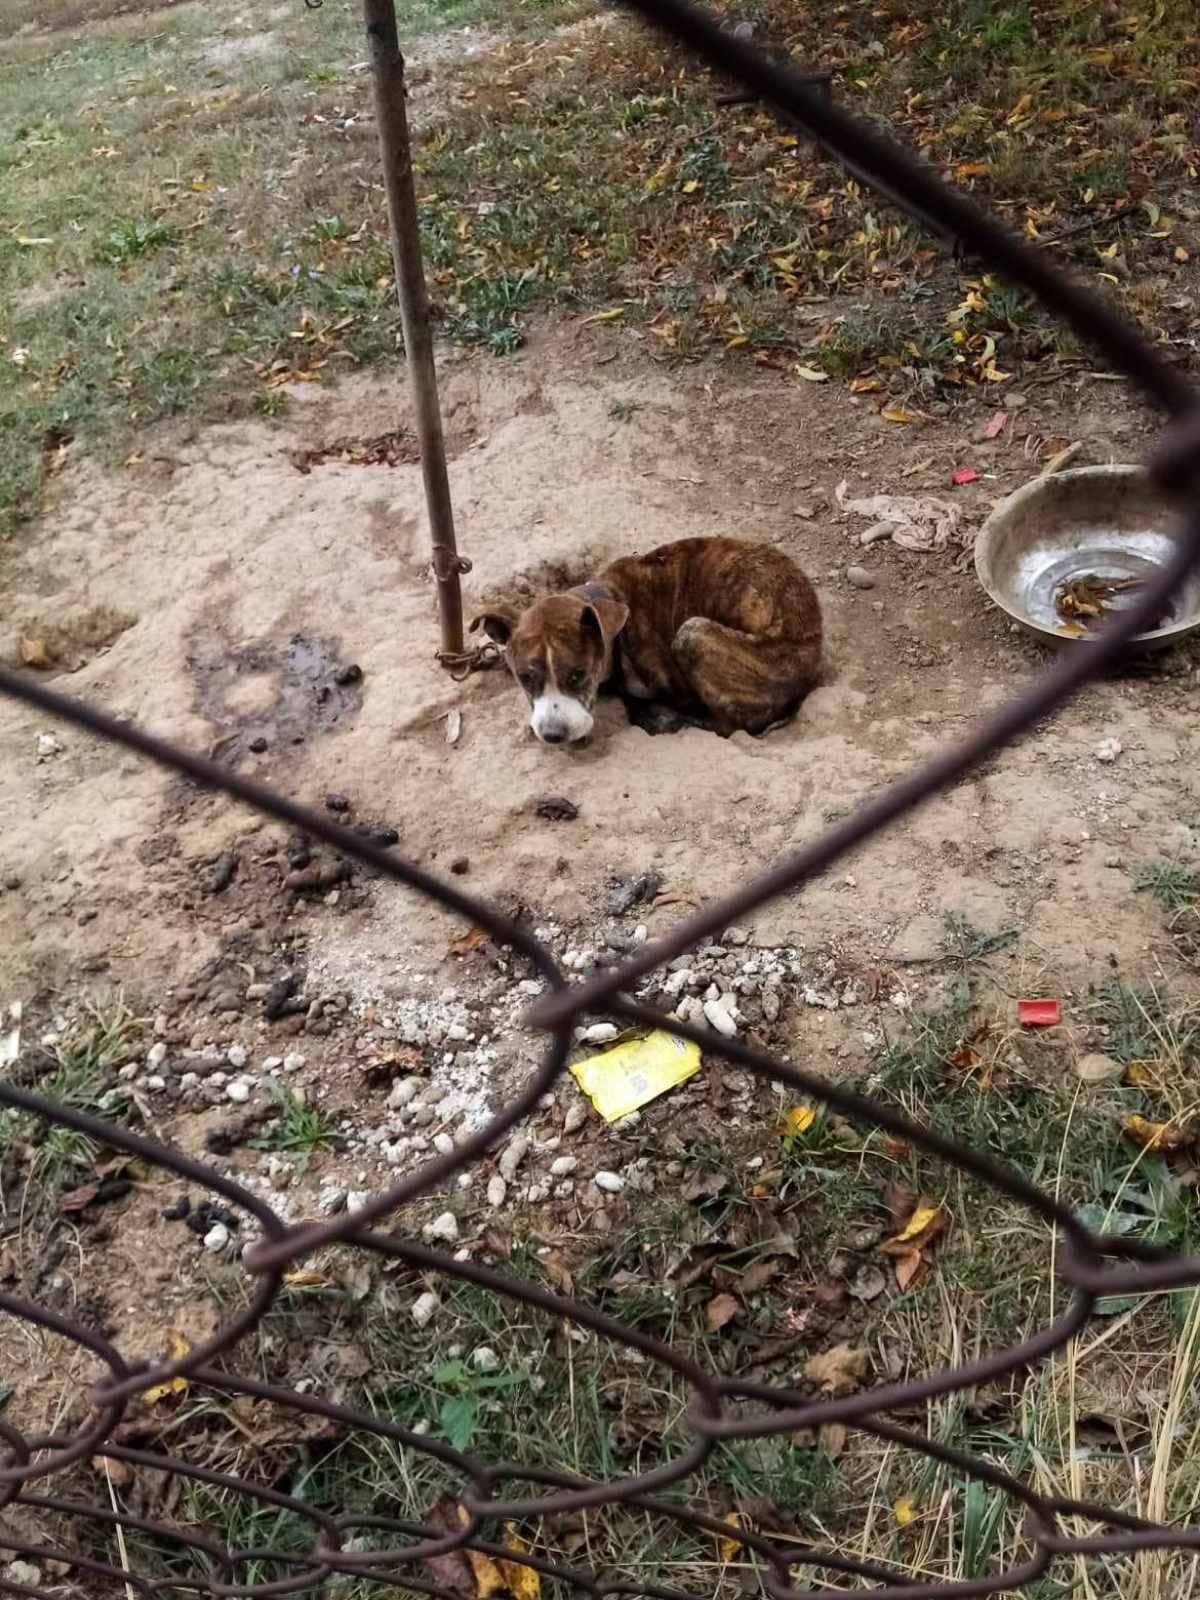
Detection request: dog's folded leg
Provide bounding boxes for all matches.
[623,697,711,736]
[671,618,818,736]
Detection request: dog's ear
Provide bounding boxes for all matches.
[582,597,629,648]
[470,607,518,647]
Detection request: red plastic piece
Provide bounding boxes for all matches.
[1018,998,1061,1026]
[951,467,981,486]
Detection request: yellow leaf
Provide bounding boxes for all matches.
[783,1104,816,1134]
[891,1204,940,1245]
[466,1549,508,1600]
[794,365,829,383]
[499,1526,540,1600]
[284,1268,334,1289]
[718,1512,741,1564]
[1125,1061,1162,1089]
[894,1494,919,1526]
[143,1330,190,1404]
[982,362,1010,383]
[1006,92,1032,124]
[16,235,54,247]
[881,407,913,424]
[726,334,749,348]
[580,307,626,326]
[681,179,700,194]
[954,161,990,179]
[1124,1114,1187,1151]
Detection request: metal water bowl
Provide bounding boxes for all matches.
[974,464,1200,650]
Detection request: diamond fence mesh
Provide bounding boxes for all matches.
[2,0,1200,1595]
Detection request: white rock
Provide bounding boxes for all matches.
[425,1211,459,1243]
[227,1044,248,1068]
[433,1132,455,1156]
[387,1075,422,1109]
[283,1052,306,1072]
[5,1562,41,1589]
[594,1170,624,1194]
[563,1101,588,1135]
[703,998,738,1038]
[203,1222,230,1252]
[262,1055,284,1071]
[36,733,63,759]
[347,1190,371,1213]
[582,1022,619,1044]
[1094,736,1123,764]
[472,1346,500,1373]
[146,1075,166,1091]
[147,1041,168,1068]
[487,1174,507,1207]
[762,990,781,1023]
[499,1134,529,1181]
[550,1155,578,1177]
[411,1291,440,1328]
[226,1079,251,1103]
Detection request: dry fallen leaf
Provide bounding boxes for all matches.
[817,1421,847,1456]
[893,1494,919,1526]
[881,406,914,424]
[142,1331,191,1405]
[1123,1114,1189,1152]
[782,1104,816,1135]
[1125,1061,1164,1090]
[466,1548,508,1600]
[881,1199,948,1254]
[284,1268,335,1290]
[893,1249,924,1292]
[19,638,52,669]
[717,1512,741,1564]
[449,925,490,959]
[804,1342,869,1394]
[706,1292,740,1332]
[57,1182,100,1214]
[498,1526,540,1600]
[1074,1052,1124,1084]
[446,710,463,745]
[794,365,829,383]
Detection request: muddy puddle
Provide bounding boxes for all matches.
[189,633,363,764]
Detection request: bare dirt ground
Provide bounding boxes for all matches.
[3,319,1197,1265]
[6,208,1200,1600]
[2,319,1191,997]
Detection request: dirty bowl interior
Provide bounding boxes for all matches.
[974,465,1200,649]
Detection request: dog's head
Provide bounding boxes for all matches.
[471,592,629,745]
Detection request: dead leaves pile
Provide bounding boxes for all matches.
[424,1500,541,1600]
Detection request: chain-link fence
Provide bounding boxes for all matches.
[2,0,1199,1594]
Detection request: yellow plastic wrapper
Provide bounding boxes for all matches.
[569,1029,702,1123]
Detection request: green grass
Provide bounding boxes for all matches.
[252,1080,340,1164]
[1131,858,1200,912]
[0,1000,139,1201]
[4,0,1197,541]
[47,953,1200,1600]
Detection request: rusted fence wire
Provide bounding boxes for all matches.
[2,0,1200,1594]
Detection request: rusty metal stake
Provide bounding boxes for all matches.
[363,0,466,663]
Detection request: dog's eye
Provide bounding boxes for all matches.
[518,670,539,693]
[566,668,586,691]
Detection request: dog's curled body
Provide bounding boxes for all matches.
[472,536,822,744]
[601,537,822,736]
